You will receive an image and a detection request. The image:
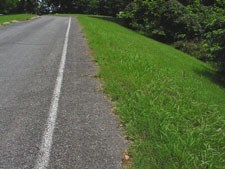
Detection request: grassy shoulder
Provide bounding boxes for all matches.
[76,15,225,168]
[0,14,36,25]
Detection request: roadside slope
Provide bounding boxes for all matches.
[77,15,225,169]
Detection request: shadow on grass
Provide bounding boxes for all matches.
[88,15,129,28]
[194,67,225,89]
[88,15,170,43]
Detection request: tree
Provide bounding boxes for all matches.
[98,0,131,16]
[0,0,18,13]
[16,0,38,13]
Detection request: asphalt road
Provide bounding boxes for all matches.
[0,16,126,169]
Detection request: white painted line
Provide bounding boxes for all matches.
[34,17,72,169]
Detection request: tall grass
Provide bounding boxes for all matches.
[76,15,225,169]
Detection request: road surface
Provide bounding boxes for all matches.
[0,16,126,169]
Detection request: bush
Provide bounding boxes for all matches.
[118,0,203,42]
[118,0,225,70]
[204,8,225,69]
[174,40,209,61]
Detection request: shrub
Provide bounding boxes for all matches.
[118,0,225,70]
[174,40,209,61]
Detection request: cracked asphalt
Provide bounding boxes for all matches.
[0,16,126,169]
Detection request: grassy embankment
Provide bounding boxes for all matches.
[76,15,225,169]
[0,14,36,25]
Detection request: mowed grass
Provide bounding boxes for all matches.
[0,14,36,25]
[76,15,225,168]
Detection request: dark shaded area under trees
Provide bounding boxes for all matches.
[0,0,224,71]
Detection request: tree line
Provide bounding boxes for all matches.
[0,0,224,71]
[0,0,130,16]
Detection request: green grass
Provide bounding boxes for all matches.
[0,14,36,25]
[75,15,225,168]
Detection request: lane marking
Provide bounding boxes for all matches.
[34,17,71,169]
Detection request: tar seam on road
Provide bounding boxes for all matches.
[34,17,71,169]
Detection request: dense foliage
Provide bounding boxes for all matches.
[118,0,225,70]
[0,0,130,16]
[0,0,18,13]
[44,0,131,16]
